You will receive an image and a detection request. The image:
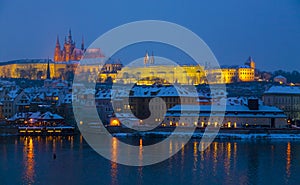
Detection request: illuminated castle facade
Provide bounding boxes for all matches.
[0,31,256,86]
[0,56,256,84]
[205,56,256,84]
[116,55,256,85]
[54,29,85,62]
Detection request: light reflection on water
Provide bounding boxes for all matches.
[286,142,291,180]
[111,137,118,185]
[22,137,35,185]
[0,136,299,185]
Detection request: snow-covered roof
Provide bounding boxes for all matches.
[220,65,239,69]
[29,112,41,119]
[23,87,37,94]
[274,75,286,79]
[7,89,19,99]
[125,85,198,98]
[264,86,300,95]
[238,65,251,69]
[8,112,28,121]
[113,89,128,98]
[33,92,45,100]
[167,104,286,118]
[8,111,64,121]
[95,90,111,99]
[169,104,284,113]
[39,111,64,120]
[56,83,66,87]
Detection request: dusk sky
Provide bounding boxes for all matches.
[0,0,300,71]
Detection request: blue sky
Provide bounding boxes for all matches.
[0,0,300,71]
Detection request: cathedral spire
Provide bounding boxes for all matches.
[245,56,256,69]
[144,51,149,65]
[68,28,72,43]
[150,51,155,64]
[56,35,60,47]
[248,56,253,62]
[81,35,85,50]
[46,58,51,79]
[54,35,61,62]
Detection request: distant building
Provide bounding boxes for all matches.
[263,86,300,120]
[2,90,30,118]
[273,75,287,85]
[204,57,256,84]
[237,65,255,82]
[98,59,123,83]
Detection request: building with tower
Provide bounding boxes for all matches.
[245,56,256,69]
[54,29,85,62]
[203,57,256,84]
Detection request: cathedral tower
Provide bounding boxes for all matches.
[54,35,61,61]
[54,29,84,62]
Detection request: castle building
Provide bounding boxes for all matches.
[237,65,255,82]
[54,29,85,62]
[0,36,257,86]
[205,57,256,84]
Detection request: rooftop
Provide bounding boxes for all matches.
[264,86,300,95]
[169,104,284,113]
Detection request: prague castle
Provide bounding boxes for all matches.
[116,55,256,85]
[0,29,256,84]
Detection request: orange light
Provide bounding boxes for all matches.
[110,118,120,126]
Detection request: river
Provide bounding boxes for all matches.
[0,135,299,185]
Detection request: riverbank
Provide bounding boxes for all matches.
[112,132,300,140]
[108,127,300,140]
[2,125,300,139]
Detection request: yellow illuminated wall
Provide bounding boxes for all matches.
[0,61,255,84]
[116,65,205,85]
[238,68,255,82]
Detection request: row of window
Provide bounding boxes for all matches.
[265,96,300,104]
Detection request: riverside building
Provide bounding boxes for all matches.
[163,99,287,128]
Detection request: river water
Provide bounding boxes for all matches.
[0,135,299,185]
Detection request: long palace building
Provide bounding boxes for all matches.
[0,30,256,84]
